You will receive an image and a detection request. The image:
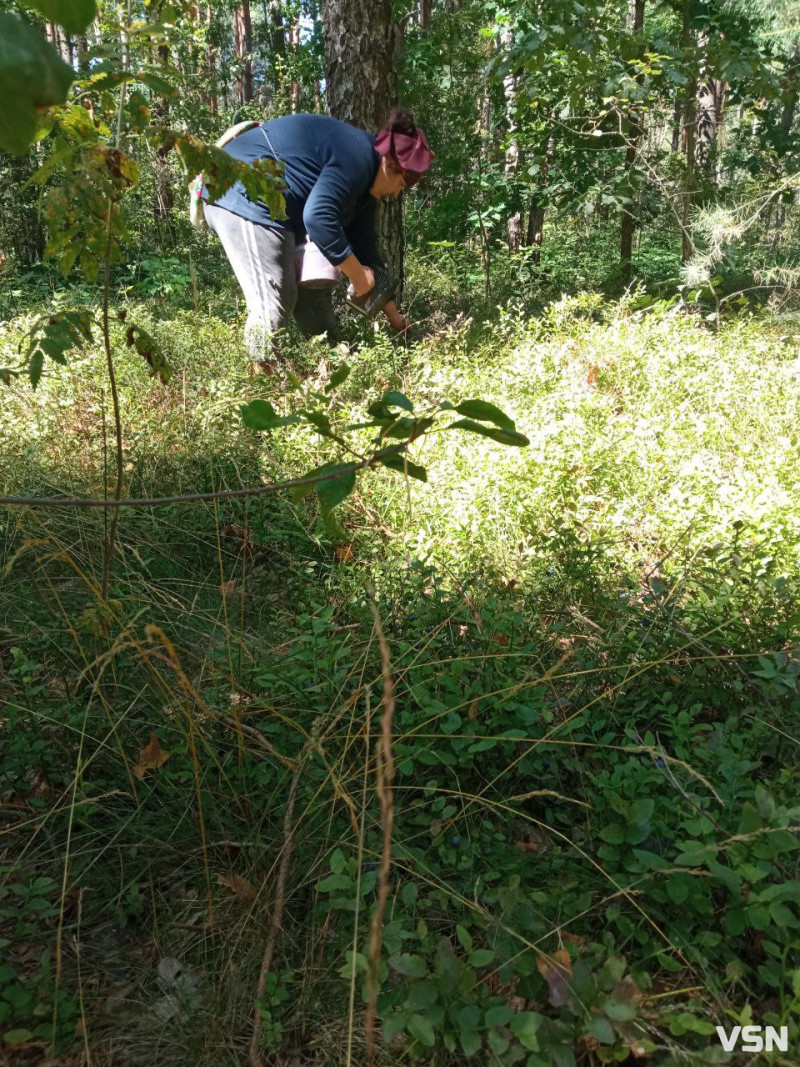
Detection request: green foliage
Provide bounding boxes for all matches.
[0,13,73,155]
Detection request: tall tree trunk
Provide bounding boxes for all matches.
[525,128,555,263]
[419,0,431,32]
[501,25,522,253]
[321,0,405,284]
[153,42,175,247]
[620,0,645,287]
[290,18,301,112]
[681,0,697,265]
[205,4,217,115]
[778,45,800,154]
[234,1,253,105]
[695,34,723,182]
[671,97,682,152]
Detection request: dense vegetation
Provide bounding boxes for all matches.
[2,1,800,1066]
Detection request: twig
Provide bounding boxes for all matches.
[249,760,302,1067]
[0,447,406,509]
[364,593,395,1067]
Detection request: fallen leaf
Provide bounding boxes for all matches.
[132,732,171,779]
[468,698,479,721]
[537,948,572,1007]
[586,364,600,385]
[669,674,681,684]
[217,872,257,901]
[515,840,540,853]
[491,631,509,647]
[335,544,354,563]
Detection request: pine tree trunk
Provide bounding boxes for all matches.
[620,0,645,287]
[234,2,253,105]
[321,0,404,284]
[524,129,555,264]
[501,25,522,253]
[205,4,217,115]
[290,19,301,112]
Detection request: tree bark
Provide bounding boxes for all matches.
[419,0,431,32]
[290,18,301,112]
[501,25,522,253]
[524,129,555,264]
[205,4,217,115]
[681,0,697,265]
[321,0,405,284]
[234,1,253,105]
[620,0,645,287]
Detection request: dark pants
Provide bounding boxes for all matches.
[205,203,338,361]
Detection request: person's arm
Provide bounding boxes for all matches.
[346,201,410,331]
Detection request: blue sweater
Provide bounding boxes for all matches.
[210,114,383,268]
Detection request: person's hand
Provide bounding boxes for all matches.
[388,310,411,333]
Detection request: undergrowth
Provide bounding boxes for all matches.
[1,277,799,1066]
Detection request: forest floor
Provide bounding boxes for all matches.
[1,272,799,1066]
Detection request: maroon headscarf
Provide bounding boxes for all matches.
[374,125,434,187]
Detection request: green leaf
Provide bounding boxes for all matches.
[338,951,368,979]
[587,1014,615,1044]
[602,998,637,1022]
[454,399,515,430]
[405,981,438,1011]
[3,1029,33,1046]
[460,1029,482,1056]
[240,399,302,431]
[383,390,414,412]
[22,0,96,34]
[450,418,530,447]
[0,14,74,155]
[315,465,357,516]
[485,1004,513,1027]
[329,848,346,874]
[326,363,351,391]
[510,1012,543,1051]
[389,953,428,978]
[377,452,428,482]
[457,1004,481,1029]
[317,873,351,892]
[628,798,654,827]
[383,1013,407,1043]
[469,948,495,967]
[407,1013,436,1047]
[456,924,473,953]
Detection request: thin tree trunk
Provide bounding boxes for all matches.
[290,19,300,112]
[671,98,682,152]
[620,0,645,286]
[321,0,405,285]
[681,0,697,265]
[420,0,431,32]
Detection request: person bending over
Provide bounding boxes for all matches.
[203,107,434,371]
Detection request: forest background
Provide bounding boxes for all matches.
[1,0,800,1065]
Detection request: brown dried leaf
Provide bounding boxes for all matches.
[586,364,600,386]
[515,840,540,853]
[216,872,256,901]
[468,698,479,721]
[132,732,171,779]
[335,544,354,563]
[536,949,572,1007]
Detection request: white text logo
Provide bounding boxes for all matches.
[716,1026,789,1053]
